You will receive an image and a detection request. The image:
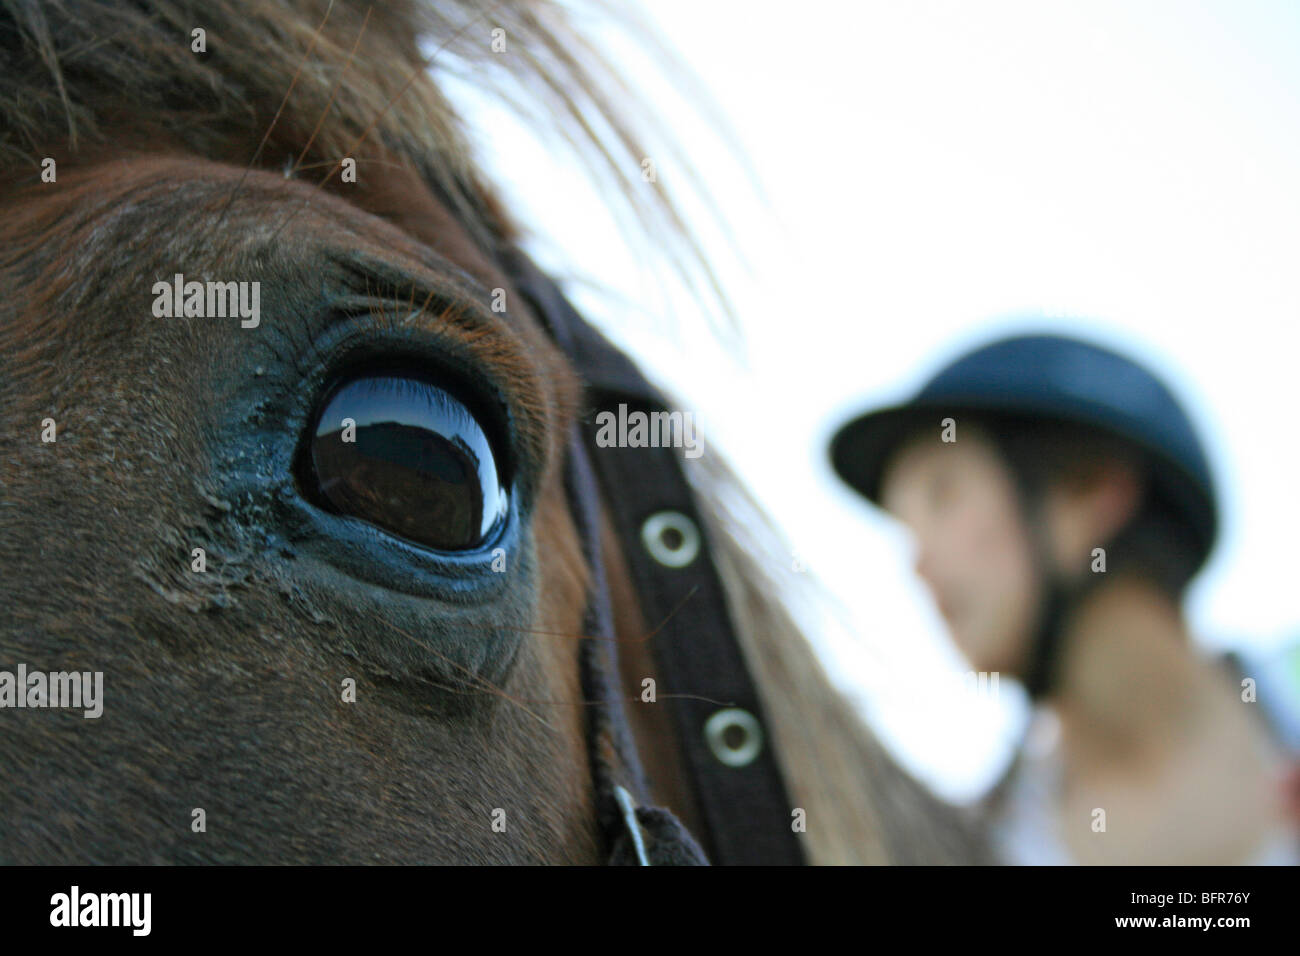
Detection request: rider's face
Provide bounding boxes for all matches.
[880,428,1039,676]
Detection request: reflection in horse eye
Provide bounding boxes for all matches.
[306,374,508,551]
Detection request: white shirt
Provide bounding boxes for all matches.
[982,707,1300,866]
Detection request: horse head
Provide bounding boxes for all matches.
[0,0,989,864]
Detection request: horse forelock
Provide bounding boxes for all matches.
[0,0,719,294]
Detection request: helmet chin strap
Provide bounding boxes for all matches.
[1019,563,1071,701]
[1013,489,1102,703]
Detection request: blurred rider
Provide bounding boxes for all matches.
[829,333,1300,864]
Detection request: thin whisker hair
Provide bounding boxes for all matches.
[290,5,372,177]
[263,0,508,246]
[205,0,336,248]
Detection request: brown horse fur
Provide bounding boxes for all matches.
[0,0,990,863]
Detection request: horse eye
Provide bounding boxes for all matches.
[304,373,509,551]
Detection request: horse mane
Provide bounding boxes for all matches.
[0,0,990,863]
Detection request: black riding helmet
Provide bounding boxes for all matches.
[829,333,1219,697]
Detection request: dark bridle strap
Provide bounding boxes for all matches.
[500,247,805,866]
[562,426,708,865]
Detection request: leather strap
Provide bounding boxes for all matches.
[501,247,805,866]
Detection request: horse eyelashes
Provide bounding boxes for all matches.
[303,373,509,552]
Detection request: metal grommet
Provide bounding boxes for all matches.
[704,708,763,768]
[640,511,700,568]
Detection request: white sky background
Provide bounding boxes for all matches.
[437,0,1300,801]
